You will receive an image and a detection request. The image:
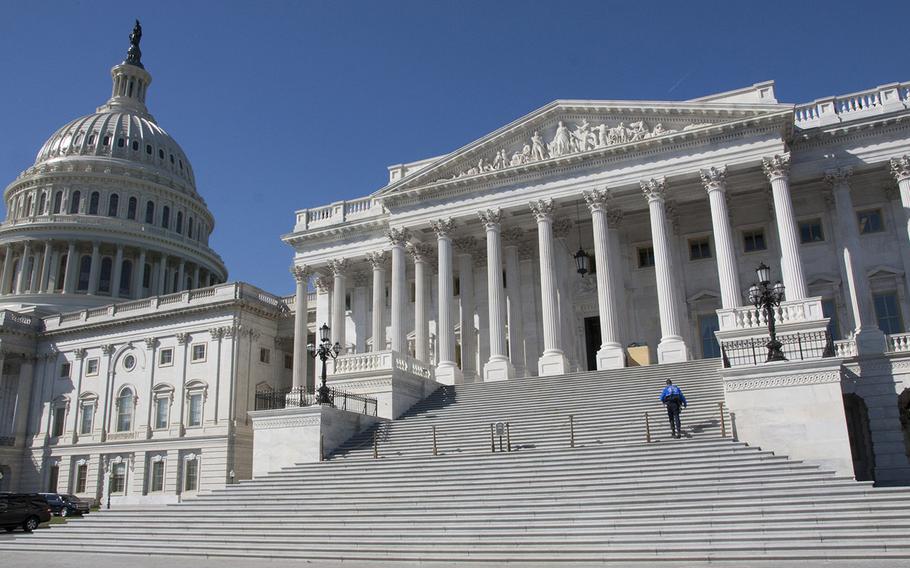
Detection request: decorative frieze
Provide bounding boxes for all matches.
[723,369,841,392]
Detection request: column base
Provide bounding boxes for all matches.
[483,356,515,382]
[657,336,689,364]
[435,362,464,386]
[538,351,569,376]
[596,344,626,370]
[854,326,886,356]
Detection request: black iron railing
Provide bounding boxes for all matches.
[254,386,377,416]
[720,330,835,368]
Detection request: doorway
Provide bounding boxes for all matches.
[584,316,601,372]
[843,393,875,481]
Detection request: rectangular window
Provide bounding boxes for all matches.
[858,209,884,234]
[191,343,206,362]
[85,358,99,376]
[822,299,840,340]
[154,398,169,429]
[637,246,655,268]
[284,354,293,370]
[184,459,198,492]
[874,292,904,335]
[159,348,173,367]
[60,362,71,379]
[743,229,766,252]
[75,464,87,493]
[48,465,59,493]
[150,460,164,492]
[260,348,271,364]
[79,404,94,435]
[52,407,66,437]
[799,219,825,243]
[111,462,126,493]
[689,238,712,261]
[188,394,203,427]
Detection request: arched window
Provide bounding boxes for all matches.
[132,140,139,151]
[142,263,152,289]
[107,193,119,217]
[145,201,155,224]
[69,191,81,214]
[117,137,125,148]
[24,195,32,217]
[176,212,183,234]
[53,191,62,214]
[116,388,134,432]
[88,192,100,215]
[187,218,194,239]
[55,254,67,291]
[127,197,137,220]
[102,135,110,146]
[172,271,179,293]
[76,255,91,292]
[146,144,152,155]
[38,193,46,215]
[158,149,164,160]
[161,206,170,229]
[119,260,133,296]
[98,257,113,294]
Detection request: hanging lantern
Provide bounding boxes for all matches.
[574,247,589,276]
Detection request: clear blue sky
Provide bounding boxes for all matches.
[1,1,907,295]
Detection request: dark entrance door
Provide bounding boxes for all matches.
[584,316,601,372]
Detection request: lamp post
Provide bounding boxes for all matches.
[748,262,787,362]
[308,323,341,405]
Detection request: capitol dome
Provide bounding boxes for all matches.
[0,22,227,313]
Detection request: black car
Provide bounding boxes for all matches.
[59,494,90,516]
[0,493,52,532]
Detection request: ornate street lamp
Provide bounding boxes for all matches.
[748,263,787,362]
[574,200,589,276]
[308,323,341,405]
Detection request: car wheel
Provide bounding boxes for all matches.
[59,508,68,518]
[22,516,39,532]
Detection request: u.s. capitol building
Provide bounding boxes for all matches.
[2,24,910,506]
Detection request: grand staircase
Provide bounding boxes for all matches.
[8,358,910,563]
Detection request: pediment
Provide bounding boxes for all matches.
[379,96,792,198]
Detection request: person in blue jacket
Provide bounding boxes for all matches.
[660,378,687,439]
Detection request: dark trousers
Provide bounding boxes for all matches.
[666,405,681,437]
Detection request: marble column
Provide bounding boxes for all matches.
[314,275,332,345]
[408,244,431,364]
[135,249,146,299]
[47,249,60,293]
[762,154,809,300]
[454,237,477,382]
[529,199,568,375]
[641,178,689,363]
[291,265,311,390]
[27,246,40,293]
[430,219,462,384]
[365,251,387,352]
[700,166,742,309]
[502,228,527,377]
[193,265,200,290]
[177,260,186,292]
[478,208,514,381]
[891,156,910,244]
[39,242,53,294]
[62,242,77,294]
[111,245,124,298]
[388,228,410,354]
[826,168,886,354]
[157,254,168,295]
[0,244,12,295]
[327,258,349,351]
[16,241,32,294]
[87,242,101,295]
[583,189,625,369]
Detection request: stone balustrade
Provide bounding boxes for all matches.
[717,297,826,332]
[331,349,433,380]
[294,197,385,232]
[44,282,289,331]
[794,82,909,128]
[834,339,857,358]
[886,332,910,353]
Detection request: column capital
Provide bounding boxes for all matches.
[824,167,854,189]
[453,236,477,255]
[552,217,573,239]
[365,250,387,269]
[583,188,612,212]
[890,155,910,183]
[762,153,791,180]
[327,258,350,276]
[501,227,524,245]
[387,227,411,246]
[209,327,225,341]
[406,242,434,263]
[429,218,456,238]
[529,198,555,221]
[290,264,312,283]
[143,337,158,350]
[699,166,727,193]
[314,274,332,293]
[176,332,190,345]
[640,177,668,202]
[73,348,87,360]
[352,272,370,287]
[607,208,624,228]
[101,344,116,356]
[477,208,503,228]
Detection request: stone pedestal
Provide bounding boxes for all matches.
[538,351,569,376]
[249,405,385,477]
[483,357,515,382]
[596,345,626,369]
[720,358,854,477]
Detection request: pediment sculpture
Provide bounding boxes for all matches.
[440,119,711,182]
